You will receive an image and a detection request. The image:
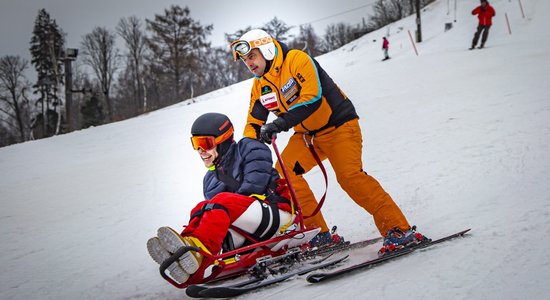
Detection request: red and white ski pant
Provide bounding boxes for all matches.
[180,192,292,254]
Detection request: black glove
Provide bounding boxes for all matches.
[260,123,281,144]
[260,118,289,144]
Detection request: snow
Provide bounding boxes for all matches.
[1,0,549,299]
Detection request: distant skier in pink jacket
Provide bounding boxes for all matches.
[382,37,390,60]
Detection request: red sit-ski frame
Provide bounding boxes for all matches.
[159,135,317,288]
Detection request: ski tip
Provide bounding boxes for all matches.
[306,273,326,283]
[186,285,207,298]
[460,228,472,235]
[199,286,245,298]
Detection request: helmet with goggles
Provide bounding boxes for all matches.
[191,113,234,152]
[230,29,276,61]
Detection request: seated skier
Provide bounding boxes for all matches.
[147,112,297,284]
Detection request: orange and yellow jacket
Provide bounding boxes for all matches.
[243,40,358,139]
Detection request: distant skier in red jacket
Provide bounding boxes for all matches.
[470,0,496,49]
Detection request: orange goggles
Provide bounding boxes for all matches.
[190,126,234,151]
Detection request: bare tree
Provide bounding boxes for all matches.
[369,0,419,30]
[0,55,32,143]
[289,24,326,57]
[116,16,147,114]
[323,23,356,52]
[69,62,96,129]
[80,26,120,120]
[200,47,238,90]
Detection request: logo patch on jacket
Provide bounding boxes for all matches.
[281,78,300,105]
[261,86,273,95]
[260,92,278,110]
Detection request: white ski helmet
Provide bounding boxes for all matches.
[230,29,276,61]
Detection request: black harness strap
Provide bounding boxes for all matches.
[190,203,229,220]
[190,194,287,252]
[251,201,270,238]
[222,231,235,252]
[224,199,282,251]
[261,200,281,240]
[251,200,281,240]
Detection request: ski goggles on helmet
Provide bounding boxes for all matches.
[230,36,273,61]
[190,126,234,151]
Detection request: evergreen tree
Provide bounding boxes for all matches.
[262,17,291,42]
[29,8,65,138]
[145,5,212,105]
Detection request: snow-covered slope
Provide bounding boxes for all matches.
[1,0,549,299]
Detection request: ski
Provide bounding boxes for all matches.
[343,236,383,249]
[304,225,382,256]
[189,254,349,298]
[305,235,382,257]
[185,277,263,298]
[185,235,380,298]
[306,228,471,283]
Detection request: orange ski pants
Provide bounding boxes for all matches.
[275,119,410,237]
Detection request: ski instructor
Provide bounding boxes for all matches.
[230,29,427,254]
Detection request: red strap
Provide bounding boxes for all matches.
[303,138,329,219]
[272,135,305,229]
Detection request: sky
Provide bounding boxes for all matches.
[2,0,550,299]
[0,0,374,59]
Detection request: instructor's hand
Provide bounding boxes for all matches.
[260,123,281,144]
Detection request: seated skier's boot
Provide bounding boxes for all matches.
[157,226,204,274]
[378,226,429,257]
[146,236,190,283]
[302,226,346,250]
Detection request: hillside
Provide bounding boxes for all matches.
[1,0,549,299]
